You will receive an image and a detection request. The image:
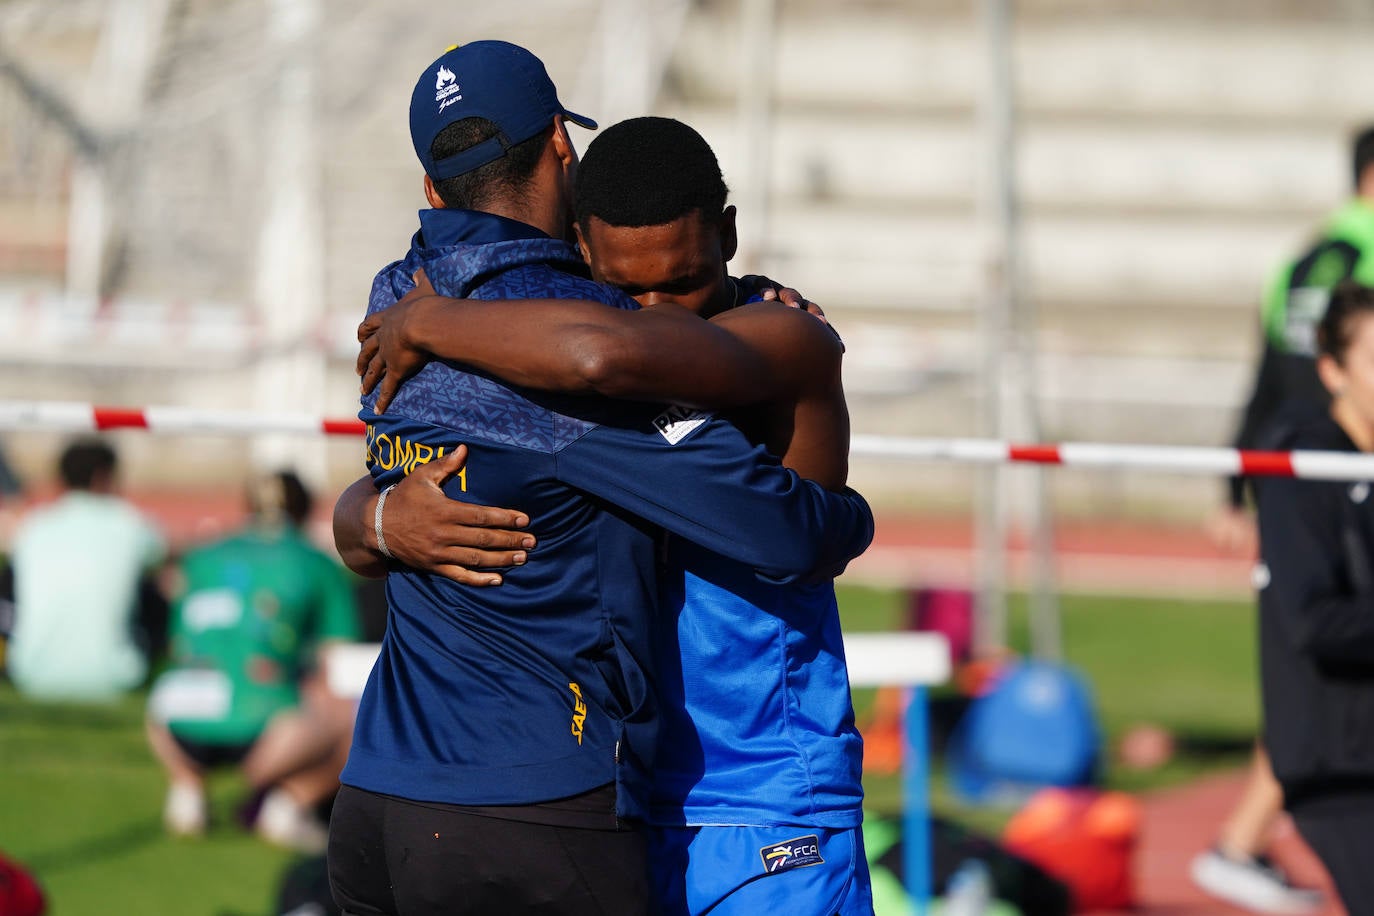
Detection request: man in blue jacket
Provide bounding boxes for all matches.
[326,42,874,916]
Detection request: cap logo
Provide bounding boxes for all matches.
[435,64,462,111]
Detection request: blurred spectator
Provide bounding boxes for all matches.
[5,438,166,701]
[145,470,360,852]
[1251,282,1374,913]
[1212,123,1374,548]
[0,443,24,668]
[1191,126,1374,915]
[1190,744,1320,914]
[0,442,21,501]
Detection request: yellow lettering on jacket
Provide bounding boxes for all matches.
[364,425,465,488]
[569,682,587,746]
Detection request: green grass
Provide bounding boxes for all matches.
[1,691,299,916]
[838,585,1259,740]
[0,587,1261,913]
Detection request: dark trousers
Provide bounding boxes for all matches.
[1292,798,1374,916]
[327,784,649,916]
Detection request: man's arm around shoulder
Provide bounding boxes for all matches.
[331,448,535,585]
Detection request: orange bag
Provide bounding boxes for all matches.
[1001,788,1140,912]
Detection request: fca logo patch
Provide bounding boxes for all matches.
[759,834,824,874]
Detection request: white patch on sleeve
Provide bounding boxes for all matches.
[652,405,712,444]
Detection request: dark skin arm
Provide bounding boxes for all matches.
[705,302,849,489]
[359,277,848,488]
[332,446,536,583]
[342,275,849,582]
[361,291,767,411]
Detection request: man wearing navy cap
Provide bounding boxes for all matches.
[409,41,597,196]
[325,42,875,916]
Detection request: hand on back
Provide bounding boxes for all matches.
[359,269,441,415]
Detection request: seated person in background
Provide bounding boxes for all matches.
[146,470,360,852]
[7,438,166,701]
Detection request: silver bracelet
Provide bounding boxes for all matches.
[375,484,397,560]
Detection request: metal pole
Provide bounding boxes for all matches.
[53,0,167,301]
[254,0,327,486]
[903,686,932,915]
[65,160,107,303]
[974,0,1011,655]
[577,0,691,130]
[736,0,775,275]
[997,10,1058,662]
[978,0,1060,659]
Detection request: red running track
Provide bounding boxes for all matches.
[1098,769,1342,916]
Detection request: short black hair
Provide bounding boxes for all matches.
[58,438,117,490]
[1353,125,1374,191]
[1318,281,1374,363]
[248,469,314,528]
[574,117,727,228]
[430,117,552,210]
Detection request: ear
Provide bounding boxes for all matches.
[573,220,592,265]
[719,205,738,264]
[1319,352,1347,397]
[423,174,446,210]
[550,115,577,171]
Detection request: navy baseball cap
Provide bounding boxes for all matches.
[409,40,597,181]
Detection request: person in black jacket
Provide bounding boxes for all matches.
[1256,280,1374,914]
[1192,128,1374,916]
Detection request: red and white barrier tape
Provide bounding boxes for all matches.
[848,436,1374,480]
[0,401,365,438]
[3,400,1374,481]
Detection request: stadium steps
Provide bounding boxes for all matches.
[661,2,1374,443]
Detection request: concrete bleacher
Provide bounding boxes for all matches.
[668,1,1370,341]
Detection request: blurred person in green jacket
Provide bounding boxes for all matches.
[1212,124,1374,549]
[146,470,360,852]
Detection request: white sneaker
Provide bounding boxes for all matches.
[1190,847,1323,914]
[163,783,207,837]
[255,788,329,854]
